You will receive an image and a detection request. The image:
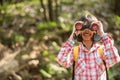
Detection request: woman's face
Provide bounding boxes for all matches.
[81,29,95,41]
[75,21,96,41]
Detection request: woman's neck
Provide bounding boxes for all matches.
[82,40,93,50]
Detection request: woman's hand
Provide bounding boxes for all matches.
[69,23,81,40]
[69,25,76,40]
[93,21,105,36]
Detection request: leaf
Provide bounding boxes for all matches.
[40,69,52,78]
[37,22,57,30]
[14,34,25,42]
[52,41,60,51]
[43,50,49,56]
[115,15,120,24]
[48,55,57,61]
[48,63,68,74]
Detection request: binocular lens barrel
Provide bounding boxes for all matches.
[75,23,82,30]
[75,22,99,31]
[91,24,98,31]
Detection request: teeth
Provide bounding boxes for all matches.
[85,33,89,34]
[84,34,89,36]
[85,34,89,35]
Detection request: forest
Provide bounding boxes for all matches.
[0,0,120,80]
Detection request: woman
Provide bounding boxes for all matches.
[57,14,120,80]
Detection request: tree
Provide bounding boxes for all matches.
[0,0,24,6]
[39,0,61,22]
[114,0,120,16]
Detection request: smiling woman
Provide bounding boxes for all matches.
[57,13,120,80]
[72,14,101,42]
[81,29,95,43]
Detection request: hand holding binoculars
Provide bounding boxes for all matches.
[73,21,102,42]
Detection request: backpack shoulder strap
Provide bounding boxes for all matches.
[72,46,79,80]
[74,46,79,62]
[98,47,109,80]
[98,47,104,60]
[74,46,103,61]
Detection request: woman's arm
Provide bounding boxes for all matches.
[57,39,75,68]
[102,33,120,68]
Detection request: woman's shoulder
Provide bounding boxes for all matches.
[95,42,104,48]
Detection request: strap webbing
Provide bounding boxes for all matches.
[72,46,79,80]
[73,46,79,62]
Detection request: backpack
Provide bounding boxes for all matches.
[73,46,104,62]
[72,46,109,80]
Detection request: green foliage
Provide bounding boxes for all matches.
[61,0,74,4]
[0,13,13,24]
[40,69,52,78]
[0,6,7,11]
[43,50,49,56]
[48,55,57,61]
[114,15,120,25]
[0,0,120,80]
[105,0,115,5]
[36,22,58,40]
[34,32,44,40]
[52,41,60,51]
[109,14,120,26]
[40,62,68,79]
[59,14,73,31]
[108,70,115,80]
[117,38,120,43]
[37,22,57,30]
[43,50,57,62]
[13,34,25,42]
[60,23,71,31]
[78,0,98,7]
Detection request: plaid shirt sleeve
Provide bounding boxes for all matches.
[57,39,74,68]
[102,33,120,68]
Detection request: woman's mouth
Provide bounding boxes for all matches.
[83,32,90,36]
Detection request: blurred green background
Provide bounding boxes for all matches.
[0,0,120,80]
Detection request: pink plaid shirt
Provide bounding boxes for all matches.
[57,33,120,80]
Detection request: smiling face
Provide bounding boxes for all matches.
[81,28,96,41]
[74,20,97,42]
[80,21,96,41]
[74,14,99,42]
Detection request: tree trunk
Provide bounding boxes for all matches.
[114,0,120,16]
[55,0,59,22]
[0,0,3,6]
[48,0,54,21]
[40,0,49,21]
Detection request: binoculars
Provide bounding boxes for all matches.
[74,21,99,31]
[73,21,101,42]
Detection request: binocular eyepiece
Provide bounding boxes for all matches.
[74,21,99,31]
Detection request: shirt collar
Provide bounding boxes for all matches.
[80,43,100,53]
